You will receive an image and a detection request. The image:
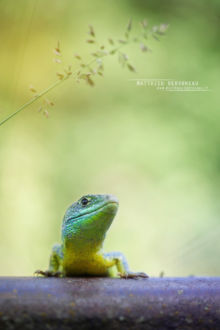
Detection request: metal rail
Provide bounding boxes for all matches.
[0,277,220,329]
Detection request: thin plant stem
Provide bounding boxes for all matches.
[0,20,168,127]
[0,58,96,127]
[0,79,62,127]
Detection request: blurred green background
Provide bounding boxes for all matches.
[0,0,219,276]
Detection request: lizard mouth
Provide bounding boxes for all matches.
[66,201,118,222]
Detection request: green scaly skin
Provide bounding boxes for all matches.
[35,194,148,279]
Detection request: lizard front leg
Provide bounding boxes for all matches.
[104,251,149,279]
[35,244,64,277]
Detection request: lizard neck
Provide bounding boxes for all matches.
[63,235,105,255]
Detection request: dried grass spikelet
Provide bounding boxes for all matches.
[29,84,37,93]
[53,41,61,56]
[88,25,95,37]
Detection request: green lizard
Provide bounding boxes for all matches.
[35,194,148,278]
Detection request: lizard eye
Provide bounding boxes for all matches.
[81,197,89,206]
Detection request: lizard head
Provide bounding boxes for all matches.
[61,194,119,246]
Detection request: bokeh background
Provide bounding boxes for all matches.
[0,0,219,276]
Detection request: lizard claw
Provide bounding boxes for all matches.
[34,270,63,277]
[34,270,47,276]
[119,272,149,279]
